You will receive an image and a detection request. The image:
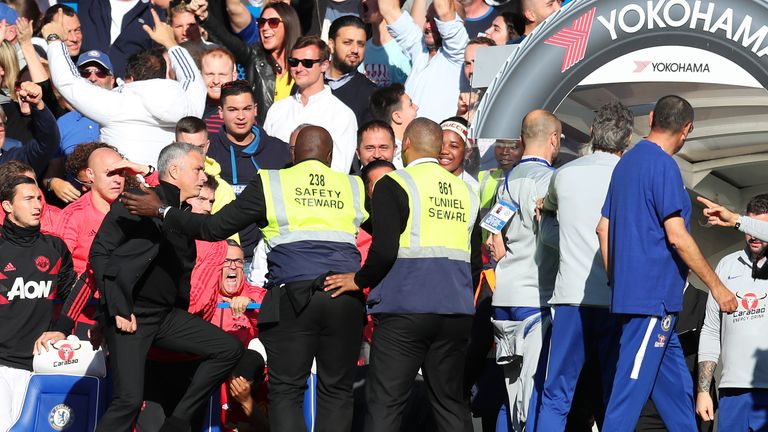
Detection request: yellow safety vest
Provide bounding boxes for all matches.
[260,160,366,247]
[369,162,479,314]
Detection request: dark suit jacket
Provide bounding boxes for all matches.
[89,183,182,319]
[78,0,166,78]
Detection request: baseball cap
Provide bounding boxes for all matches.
[77,50,114,74]
[0,4,18,25]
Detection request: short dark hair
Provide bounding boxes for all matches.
[370,83,406,124]
[0,175,36,205]
[291,36,331,62]
[329,15,366,40]
[0,160,34,180]
[591,100,634,154]
[176,116,208,136]
[500,11,525,41]
[125,48,167,81]
[651,95,694,133]
[357,120,395,149]
[219,80,254,107]
[747,194,768,216]
[42,4,76,25]
[203,174,218,191]
[361,159,396,188]
[225,238,241,248]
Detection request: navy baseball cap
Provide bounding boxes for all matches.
[0,4,18,24]
[77,50,114,74]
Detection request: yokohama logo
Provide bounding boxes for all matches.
[545,7,596,72]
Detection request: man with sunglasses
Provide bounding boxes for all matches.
[46,50,116,205]
[264,36,358,175]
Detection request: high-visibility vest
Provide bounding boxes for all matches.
[478,168,503,212]
[259,160,367,284]
[368,162,479,315]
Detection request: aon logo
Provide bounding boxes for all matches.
[7,278,52,300]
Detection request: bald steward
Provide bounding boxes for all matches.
[294,125,334,166]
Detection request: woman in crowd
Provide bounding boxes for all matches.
[192,0,301,124]
[484,11,523,45]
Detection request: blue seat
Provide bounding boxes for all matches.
[304,373,317,431]
[10,374,106,432]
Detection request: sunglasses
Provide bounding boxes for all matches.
[80,69,109,79]
[287,57,324,68]
[257,17,282,29]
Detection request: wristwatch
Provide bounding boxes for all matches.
[158,205,171,218]
[45,33,61,42]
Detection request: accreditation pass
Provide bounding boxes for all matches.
[480,200,518,234]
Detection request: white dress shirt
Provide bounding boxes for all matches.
[264,85,358,174]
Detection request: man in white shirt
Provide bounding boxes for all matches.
[264,36,358,174]
[44,9,205,167]
[377,0,468,122]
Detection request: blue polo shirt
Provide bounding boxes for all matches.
[57,111,100,156]
[601,140,691,316]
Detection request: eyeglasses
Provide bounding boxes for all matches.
[222,258,245,268]
[73,176,93,190]
[80,69,110,79]
[287,57,324,68]
[257,17,282,29]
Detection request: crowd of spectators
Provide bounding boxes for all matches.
[15,0,754,432]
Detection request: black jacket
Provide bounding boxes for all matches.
[77,0,166,78]
[0,219,81,370]
[202,5,277,125]
[0,105,61,179]
[90,182,196,319]
[329,72,378,127]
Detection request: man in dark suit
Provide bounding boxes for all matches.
[90,142,244,432]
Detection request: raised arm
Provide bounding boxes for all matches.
[225,0,253,34]
[17,17,49,83]
[434,0,468,64]
[379,0,404,24]
[143,9,206,118]
[664,215,737,313]
[5,82,61,177]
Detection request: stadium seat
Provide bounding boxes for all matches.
[304,373,317,431]
[10,374,106,432]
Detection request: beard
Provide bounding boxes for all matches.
[332,55,360,75]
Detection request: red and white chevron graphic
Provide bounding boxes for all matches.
[544,7,596,73]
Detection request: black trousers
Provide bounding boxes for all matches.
[96,307,244,432]
[258,290,365,432]
[365,314,474,432]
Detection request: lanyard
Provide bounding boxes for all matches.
[503,157,552,198]
[229,127,262,185]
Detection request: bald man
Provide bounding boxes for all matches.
[491,109,561,430]
[325,117,482,431]
[58,146,129,337]
[521,0,561,37]
[120,125,369,432]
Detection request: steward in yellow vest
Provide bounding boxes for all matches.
[325,118,482,431]
[123,126,368,432]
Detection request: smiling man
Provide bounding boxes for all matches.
[325,15,378,127]
[439,116,477,192]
